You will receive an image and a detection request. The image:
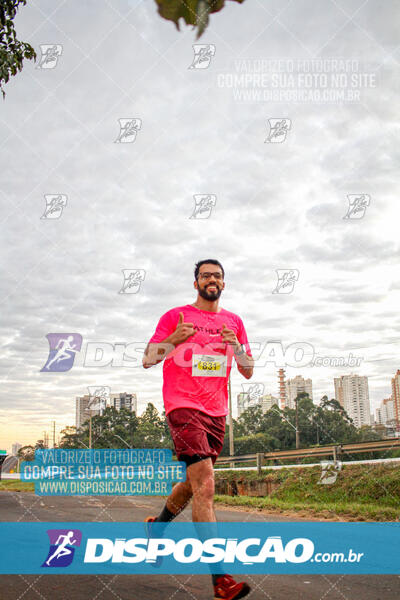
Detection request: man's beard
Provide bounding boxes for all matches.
[198,284,222,301]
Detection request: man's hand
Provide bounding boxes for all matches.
[222,323,254,379]
[170,312,196,346]
[143,312,195,369]
[221,323,240,351]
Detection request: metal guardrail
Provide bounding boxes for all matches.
[215,438,400,472]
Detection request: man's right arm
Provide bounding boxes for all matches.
[142,312,195,369]
[142,334,177,369]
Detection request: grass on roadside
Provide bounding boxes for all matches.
[0,480,34,492]
[214,463,400,521]
[214,494,400,521]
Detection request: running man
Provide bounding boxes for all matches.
[143,259,254,600]
[45,531,77,566]
[44,335,77,370]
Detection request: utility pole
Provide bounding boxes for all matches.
[43,431,49,448]
[295,396,300,449]
[52,421,56,448]
[89,416,92,449]
[228,374,234,459]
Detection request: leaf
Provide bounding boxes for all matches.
[154,0,245,37]
[196,0,210,39]
[0,0,36,98]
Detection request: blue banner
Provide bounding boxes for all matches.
[0,522,399,574]
[20,449,186,496]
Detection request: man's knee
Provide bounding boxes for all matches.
[182,478,193,496]
[188,460,215,500]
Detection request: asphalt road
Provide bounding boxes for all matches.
[0,492,399,600]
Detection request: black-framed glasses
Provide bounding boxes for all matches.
[199,272,223,280]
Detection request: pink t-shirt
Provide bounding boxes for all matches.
[147,304,252,417]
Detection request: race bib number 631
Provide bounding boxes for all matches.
[192,354,227,377]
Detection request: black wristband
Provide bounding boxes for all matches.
[234,344,245,356]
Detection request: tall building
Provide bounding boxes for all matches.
[111,392,137,413]
[336,382,344,408]
[391,370,400,430]
[278,369,286,409]
[237,391,279,416]
[261,394,279,412]
[75,395,100,429]
[237,392,258,417]
[375,398,395,426]
[76,392,138,428]
[11,442,22,456]
[334,374,371,428]
[285,375,313,409]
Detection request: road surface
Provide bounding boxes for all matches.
[0,492,398,599]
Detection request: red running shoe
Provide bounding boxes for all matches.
[213,574,251,600]
[144,515,157,538]
[144,516,163,568]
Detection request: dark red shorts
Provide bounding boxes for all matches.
[166,408,226,467]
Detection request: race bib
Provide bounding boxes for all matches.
[192,354,227,377]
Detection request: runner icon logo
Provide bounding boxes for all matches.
[40,333,82,372]
[188,45,216,69]
[265,119,291,143]
[42,529,82,568]
[41,194,67,219]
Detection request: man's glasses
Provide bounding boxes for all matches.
[199,272,223,280]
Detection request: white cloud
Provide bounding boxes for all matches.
[0,0,398,450]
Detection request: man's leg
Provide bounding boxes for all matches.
[186,458,215,522]
[155,478,193,523]
[151,456,213,525]
[187,458,250,599]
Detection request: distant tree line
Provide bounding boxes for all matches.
[222,394,383,457]
[17,395,386,462]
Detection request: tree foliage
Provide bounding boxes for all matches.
[0,0,36,98]
[17,444,34,461]
[57,403,173,450]
[225,395,381,456]
[19,397,384,461]
[154,0,245,38]
[1,1,247,96]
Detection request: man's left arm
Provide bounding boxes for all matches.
[221,321,254,379]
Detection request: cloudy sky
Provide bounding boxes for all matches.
[0,0,398,452]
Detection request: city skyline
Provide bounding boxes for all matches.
[6,367,399,453]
